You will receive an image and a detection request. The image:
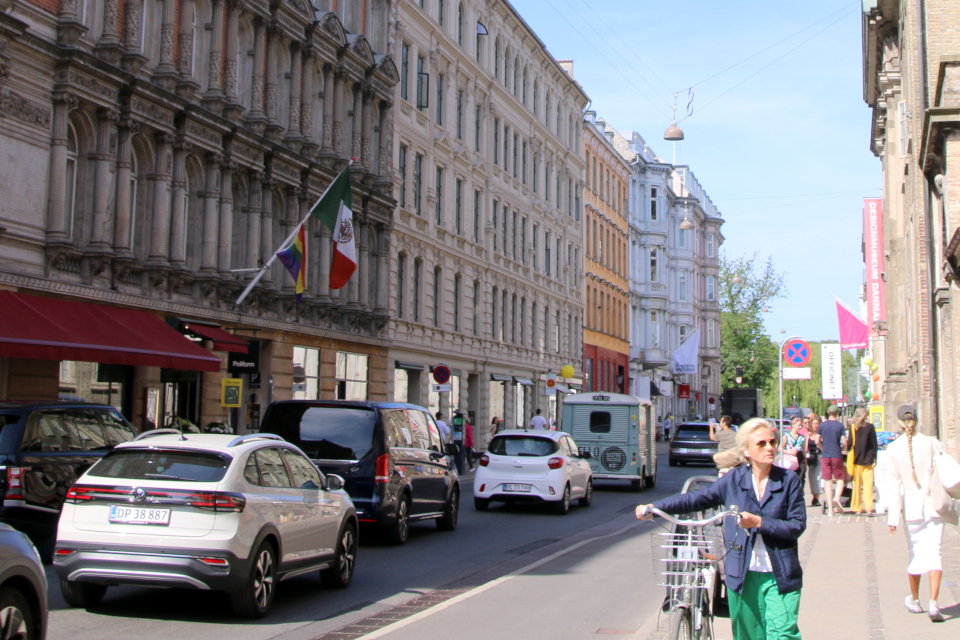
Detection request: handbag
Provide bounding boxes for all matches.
[845,425,857,477]
[933,440,960,499]
[930,466,960,526]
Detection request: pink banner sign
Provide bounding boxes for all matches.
[864,198,886,335]
[836,301,868,350]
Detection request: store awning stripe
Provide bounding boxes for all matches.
[513,377,534,386]
[0,292,222,372]
[181,322,249,353]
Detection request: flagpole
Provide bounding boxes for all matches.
[235,161,353,306]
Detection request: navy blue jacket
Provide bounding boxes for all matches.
[652,465,806,595]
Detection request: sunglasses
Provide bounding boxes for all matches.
[754,438,777,450]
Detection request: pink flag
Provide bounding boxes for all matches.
[836,301,868,350]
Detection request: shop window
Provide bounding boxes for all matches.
[336,352,368,401]
[293,346,320,400]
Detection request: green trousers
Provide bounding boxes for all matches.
[727,571,801,640]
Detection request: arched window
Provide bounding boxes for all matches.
[533,81,539,116]
[513,56,519,95]
[522,66,528,104]
[494,38,500,78]
[128,153,139,250]
[65,123,79,239]
[503,46,511,88]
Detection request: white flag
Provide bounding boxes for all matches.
[672,328,701,375]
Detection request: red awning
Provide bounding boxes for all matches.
[0,292,222,372]
[180,322,249,353]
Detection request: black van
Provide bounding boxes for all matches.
[259,400,459,544]
[0,401,138,559]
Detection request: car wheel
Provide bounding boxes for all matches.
[437,488,459,531]
[0,586,36,640]
[474,496,490,511]
[59,580,107,609]
[578,480,593,507]
[387,494,410,545]
[644,473,657,489]
[631,479,643,492]
[230,541,277,618]
[322,523,357,589]
[553,485,570,515]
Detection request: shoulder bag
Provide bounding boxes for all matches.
[933,439,960,499]
[845,425,857,477]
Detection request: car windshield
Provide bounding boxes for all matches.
[89,449,230,482]
[488,436,558,457]
[675,425,711,440]
[270,405,377,461]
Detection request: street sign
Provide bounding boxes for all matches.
[432,383,452,392]
[783,340,811,367]
[782,367,812,380]
[545,373,557,397]
[432,364,451,384]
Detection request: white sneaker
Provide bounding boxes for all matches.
[905,596,923,614]
[929,600,944,622]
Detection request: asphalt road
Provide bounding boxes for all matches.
[46,450,710,640]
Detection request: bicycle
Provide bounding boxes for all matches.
[642,503,739,640]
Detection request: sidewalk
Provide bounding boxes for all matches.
[637,505,960,639]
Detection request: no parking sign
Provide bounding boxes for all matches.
[783,339,811,367]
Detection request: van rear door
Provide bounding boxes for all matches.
[569,405,633,473]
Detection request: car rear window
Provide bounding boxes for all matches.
[488,436,558,457]
[264,404,377,461]
[88,449,230,482]
[675,425,711,440]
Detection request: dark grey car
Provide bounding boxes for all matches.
[668,422,719,466]
[0,523,48,639]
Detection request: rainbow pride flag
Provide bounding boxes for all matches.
[276,224,307,302]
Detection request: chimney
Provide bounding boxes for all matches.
[558,60,574,79]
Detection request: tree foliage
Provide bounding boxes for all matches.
[719,253,787,392]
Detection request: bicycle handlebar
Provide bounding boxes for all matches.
[641,505,739,526]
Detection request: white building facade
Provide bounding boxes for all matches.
[389,0,588,437]
[613,131,724,422]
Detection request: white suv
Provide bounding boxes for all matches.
[53,431,357,618]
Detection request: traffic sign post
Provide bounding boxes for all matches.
[432,364,451,385]
[783,340,811,367]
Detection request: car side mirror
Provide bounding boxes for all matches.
[580,451,592,459]
[325,474,345,491]
[445,443,459,456]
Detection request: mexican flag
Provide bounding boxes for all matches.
[310,165,356,289]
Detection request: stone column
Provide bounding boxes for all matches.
[246,170,262,270]
[505,379,516,428]
[351,84,363,164]
[260,177,276,285]
[357,221,369,309]
[204,0,225,102]
[320,64,335,158]
[157,0,178,76]
[375,223,390,314]
[285,43,302,145]
[169,141,193,266]
[121,0,147,72]
[96,0,123,62]
[376,100,394,187]
[46,93,78,242]
[177,0,196,79]
[360,89,374,173]
[332,69,345,158]
[300,48,316,153]
[200,152,223,272]
[247,18,267,126]
[218,159,237,274]
[264,24,282,136]
[113,118,139,253]
[148,133,175,263]
[223,0,241,114]
[90,107,119,249]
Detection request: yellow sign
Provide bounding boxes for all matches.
[221,378,243,407]
[870,405,885,431]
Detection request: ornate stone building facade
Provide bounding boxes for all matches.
[582,112,630,395]
[862,0,960,455]
[388,0,587,435]
[0,1,397,431]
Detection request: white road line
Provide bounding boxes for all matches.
[352,520,641,640]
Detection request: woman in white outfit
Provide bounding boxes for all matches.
[886,404,946,622]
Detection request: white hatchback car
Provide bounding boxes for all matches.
[473,430,593,514]
[53,430,357,618]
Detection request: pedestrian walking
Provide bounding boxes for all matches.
[636,418,806,640]
[435,411,451,444]
[849,406,879,515]
[805,417,823,507]
[664,414,673,440]
[485,417,500,447]
[529,408,547,430]
[782,417,807,496]
[886,404,950,622]
[463,418,475,469]
[819,406,846,515]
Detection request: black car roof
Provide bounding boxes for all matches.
[267,399,431,412]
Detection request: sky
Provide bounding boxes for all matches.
[510,0,881,343]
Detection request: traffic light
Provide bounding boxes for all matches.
[735,366,743,377]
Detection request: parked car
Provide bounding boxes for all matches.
[259,401,459,544]
[0,522,48,640]
[668,422,719,466]
[53,431,357,618]
[0,401,138,559]
[473,430,593,514]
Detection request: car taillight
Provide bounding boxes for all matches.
[187,492,246,512]
[65,485,130,503]
[197,557,229,567]
[375,453,390,483]
[5,467,22,500]
[548,457,564,470]
[479,455,489,467]
[54,548,75,558]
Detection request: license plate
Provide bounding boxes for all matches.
[109,505,171,526]
[676,448,701,454]
[503,483,532,492]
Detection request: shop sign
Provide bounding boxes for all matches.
[678,384,691,399]
[228,340,260,374]
[221,378,243,407]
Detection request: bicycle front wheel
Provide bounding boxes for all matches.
[669,606,693,640]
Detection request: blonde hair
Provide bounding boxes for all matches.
[901,418,920,486]
[735,418,775,464]
[851,406,868,428]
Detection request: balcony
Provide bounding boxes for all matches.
[630,346,668,367]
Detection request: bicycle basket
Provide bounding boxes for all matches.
[651,530,723,588]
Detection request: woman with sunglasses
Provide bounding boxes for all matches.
[637,418,806,639]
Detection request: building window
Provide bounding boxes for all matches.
[494,39,500,78]
[522,142,527,184]
[336,352,368,401]
[502,204,508,254]
[531,303,538,350]
[398,144,407,207]
[292,346,320,399]
[503,126,509,173]
[575,186,581,220]
[533,154,538,193]
[707,275,715,301]
[414,153,423,215]
[127,154,138,248]
[545,232,551,276]
[457,3,464,45]
[679,272,687,301]
[650,248,657,282]
[438,0,444,25]
[455,178,463,235]
[545,163,551,201]
[707,318,716,348]
[397,254,405,318]
[556,237,561,280]
[473,280,480,335]
[416,55,428,111]
[512,134,518,179]
[554,310,561,353]
[456,90,463,139]
[679,325,688,343]
[475,105,481,152]
[474,189,481,242]
[501,290,508,342]
[413,259,422,322]
[400,43,409,101]
[585,357,593,392]
[435,166,443,225]
[433,268,441,327]
[65,123,79,239]
[707,233,715,258]
[453,274,461,331]
[521,217,527,264]
[511,211,517,260]
[436,73,444,124]
[650,311,660,348]
[493,118,499,165]
[678,223,687,248]
[511,294,517,343]
[492,200,498,251]
[492,287,499,339]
